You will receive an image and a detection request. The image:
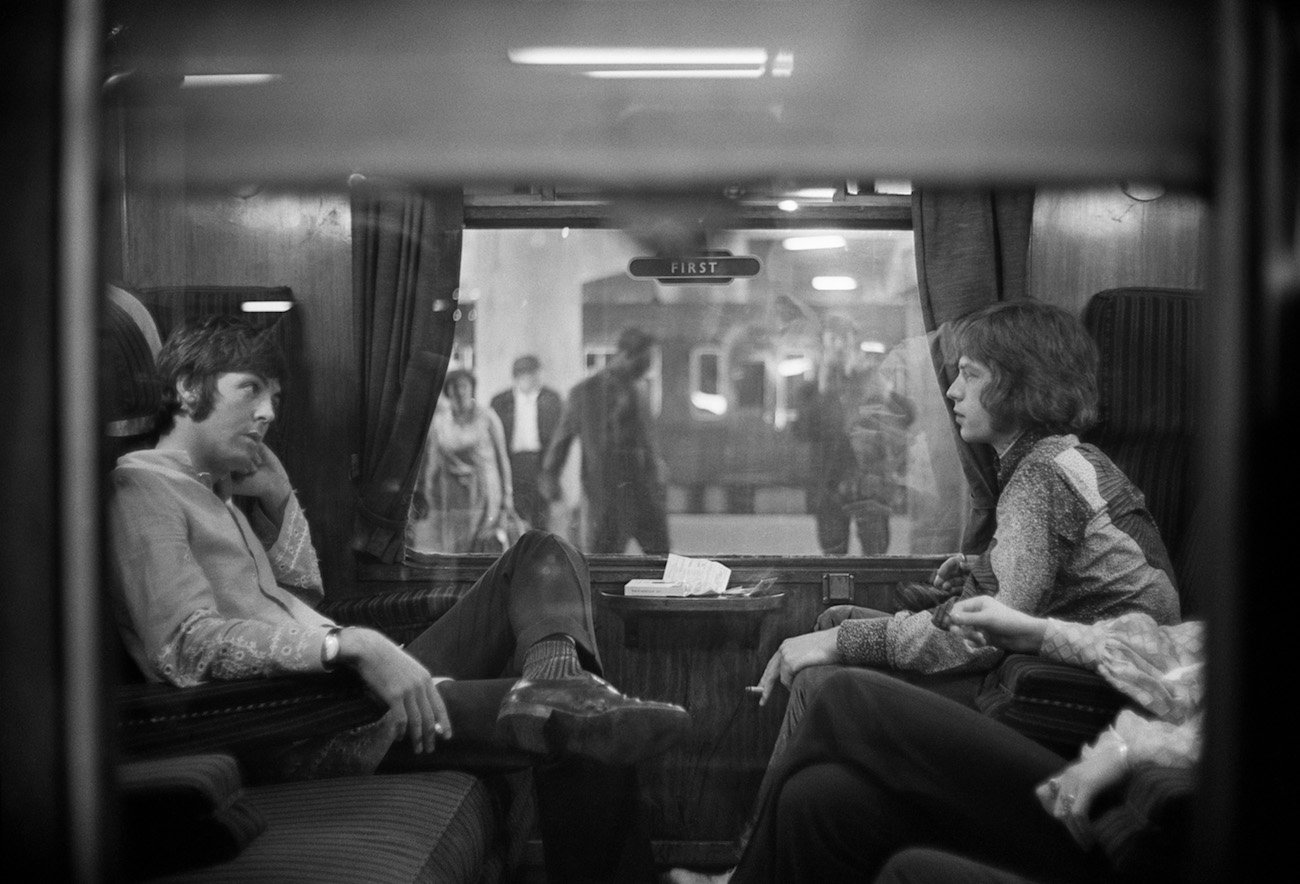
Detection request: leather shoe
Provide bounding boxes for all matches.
[497,673,690,765]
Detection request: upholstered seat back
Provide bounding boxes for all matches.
[1082,287,1202,613]
[102,285,165,683]
[102,284,163,471]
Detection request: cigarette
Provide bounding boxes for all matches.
[744,686,763,694]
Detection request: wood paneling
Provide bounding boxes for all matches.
[111,105,360,593]
[1029,187,1210,313]
[360,552,942,859]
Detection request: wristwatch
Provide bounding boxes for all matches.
[321,626,342,670]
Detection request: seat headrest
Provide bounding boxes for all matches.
[1083,287,1201,440]
[103,285,162,443]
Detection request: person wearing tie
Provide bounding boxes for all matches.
[490,354,563,531]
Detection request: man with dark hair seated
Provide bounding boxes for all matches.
[107,314,691,883]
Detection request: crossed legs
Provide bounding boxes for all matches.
[389,529,677,883]
[730,668,1104,884]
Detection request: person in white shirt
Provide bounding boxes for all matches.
[490,354,563,530]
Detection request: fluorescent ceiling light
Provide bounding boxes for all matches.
[240,300,294,313]
[860,341,887,354]
[777,199,800,212]
[812,276,858,291]
[508,47,768,66]
[182,73,281,88]
[874,179,913,195]
[783,234,846,251]
[586,67,765,79]
[789,188,837,200]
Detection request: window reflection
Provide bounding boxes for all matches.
[406,227,966,557]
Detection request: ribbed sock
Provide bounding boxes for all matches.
[522,634,583,681]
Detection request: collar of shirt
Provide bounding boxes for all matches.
[126,447,213,486]
[995,428,1049,489]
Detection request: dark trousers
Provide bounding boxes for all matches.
[811,486,890,554]
[386,529,655,883]
[588,469,669,555]
[509,450,548,531]
[763,606,985,776]
[874,848,1047,884]
[730,668,1107,884]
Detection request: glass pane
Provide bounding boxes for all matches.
[406,227,967,556]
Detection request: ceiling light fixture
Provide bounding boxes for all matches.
[783,234,846,251]
[182,73,281,88]
[789,188,837,200]
[240,300,294,313]
[508,47,768,66]
[812,276,857,291]
[778,199,799,212]
[586,67,766,79]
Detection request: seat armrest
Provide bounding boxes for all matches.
[320,584,471,644]
[975,654,1130,756]
[118,752,267,878]
[118,671,384,759]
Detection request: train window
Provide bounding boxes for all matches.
[406,224,968,557]
[689,347,725,419]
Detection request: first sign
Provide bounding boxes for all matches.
[628,255,762,284]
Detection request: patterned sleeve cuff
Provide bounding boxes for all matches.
[836,617,889,666]
[1039,618,1102,668]
[268,495,323,601]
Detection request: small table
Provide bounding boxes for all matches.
[598,591,786,649]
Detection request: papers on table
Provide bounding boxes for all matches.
[625,553,768,597]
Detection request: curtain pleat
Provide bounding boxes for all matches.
[351,178,462,562]
[912,187,1034,553]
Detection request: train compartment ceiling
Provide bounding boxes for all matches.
[106,0,1210,189]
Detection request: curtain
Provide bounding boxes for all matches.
[351,176,462,562]
[912,187,1035,554]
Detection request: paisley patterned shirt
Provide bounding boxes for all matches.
[108,448,333,686]
[837,432,1182,673]
[1044,614,1203,769]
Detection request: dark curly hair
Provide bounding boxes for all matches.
[154,314,285,434]
[952,300,1099,436]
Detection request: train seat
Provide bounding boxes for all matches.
[102,286,523,883]
[120,753,498,884]
[976,285,1202,750]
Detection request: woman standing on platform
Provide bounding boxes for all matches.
[410,368,513,553]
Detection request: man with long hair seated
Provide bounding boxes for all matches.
[756,300,1181,751]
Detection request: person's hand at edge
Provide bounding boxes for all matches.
[1035,732,1131,848]
[946,595,1047,654]
[931,552,970,593]
[755,628,842,706]
[336,627,452,754]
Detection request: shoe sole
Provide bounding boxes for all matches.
[498,701,690,765]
